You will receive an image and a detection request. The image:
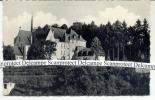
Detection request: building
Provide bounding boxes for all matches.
[95,50,105,60]
[72,46,96,60]
[14,30,31,60]
[13,16,104,60]
[3,82,15,96]
[13,16,33,60]
[46,27,86,60]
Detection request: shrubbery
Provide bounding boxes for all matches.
[4,66,149,96]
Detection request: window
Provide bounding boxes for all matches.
[88,51,94,56]
[78,51,82,56]
[83,51,87,56]
[4,84,7,89]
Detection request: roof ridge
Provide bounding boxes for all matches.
[51,27,66,31]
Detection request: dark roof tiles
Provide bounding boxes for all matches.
[14,30,31,46]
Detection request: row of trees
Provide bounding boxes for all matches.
[3,45,15,60]
[35,19,150,62]
[27,41,56,60]
[4,66,149,96]
[69,19,150,62]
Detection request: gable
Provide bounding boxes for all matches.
[14,30,31,46]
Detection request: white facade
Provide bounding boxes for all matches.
[54,41,86,60]
[46,30,56,42]
[3,83,15,96]
[15,55,23,60]
[24,45,30,59]
[46,28,87,60]
[98,56,105,61]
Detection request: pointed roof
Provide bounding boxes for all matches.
[14,30,31,46]
[51,27,66,39]
[13,46,23,56]
[46,30,56,42]
[45,27,86,42]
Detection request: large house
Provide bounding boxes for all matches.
[45,27,86,60]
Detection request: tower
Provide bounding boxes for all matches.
[31,15,33,32]
[30,15,33,44]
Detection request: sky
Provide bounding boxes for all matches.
[3,0,150,45]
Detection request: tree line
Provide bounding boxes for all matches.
[3,19,150,63]
[34,19,149,62]
[69,19,150,62]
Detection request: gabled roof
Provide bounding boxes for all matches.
[51,27,66,40]
[13,46,23,56]
[46,30,56,42]
[46,27,86,42]
[70,29,77,36]
[14,30,31,46]
[69,29,86,42]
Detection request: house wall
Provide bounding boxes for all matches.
[68,40,86,59]
[24,45,30,60]
[46,30,55,42]
[3,83,15,96]
[15,55,23,60]
[45,28,87,60]
[98,56,105,61]
[75,55,96,60]
[54,40,86,60]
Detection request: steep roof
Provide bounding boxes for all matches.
[13,46,23,56]
[47,27,86,42]
[14,30,31,46]
[70,29,77,36]
[69,29,86,42]
[51,27,66,40]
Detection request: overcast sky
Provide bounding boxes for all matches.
[3,0,150,45]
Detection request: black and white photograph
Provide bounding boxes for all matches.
[2,0,150,96]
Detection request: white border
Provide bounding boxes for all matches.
[0,1,155,100]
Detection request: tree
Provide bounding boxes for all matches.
[142,19,150,62]
[71,22,83,35]
[52,24,59,28]
[35,26,47,41]
[3,45,15,60]
[43,24,50,34]
[90,37,103,56]
[27,41,56,60]
[61,24,68,30]
[104,21,114,60]
[113,20,123,60]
